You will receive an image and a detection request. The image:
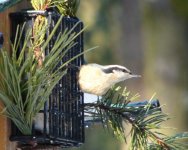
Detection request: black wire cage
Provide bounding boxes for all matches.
[9,9,85,148]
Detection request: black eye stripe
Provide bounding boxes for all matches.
[102,67,130,74]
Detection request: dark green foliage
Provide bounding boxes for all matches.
[171,0,188,20]
[0,16,94,135]
[53,0,80,17]
[84,86,188,150]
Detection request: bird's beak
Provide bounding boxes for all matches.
[131,74,141,78]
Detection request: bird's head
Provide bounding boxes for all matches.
[102,65,141,83]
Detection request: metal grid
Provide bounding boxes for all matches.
[9,9,84,148]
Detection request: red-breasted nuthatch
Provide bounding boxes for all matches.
[78,63,141,96]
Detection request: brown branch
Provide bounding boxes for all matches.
[149,131,171,150]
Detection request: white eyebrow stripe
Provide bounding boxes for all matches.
[102,65,130,72]
[101,66,131,74]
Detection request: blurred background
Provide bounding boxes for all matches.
[69,0,188,149]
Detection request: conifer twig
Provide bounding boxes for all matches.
[84,86,188,149]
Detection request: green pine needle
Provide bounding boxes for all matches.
[0,15,95,135]
[84,86,188,150]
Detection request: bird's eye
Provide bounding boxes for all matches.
[122,69,127,73]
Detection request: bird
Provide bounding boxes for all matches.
[34,63,141,133]
[78,63,141,96]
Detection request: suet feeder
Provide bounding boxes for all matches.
[9,9,85,148]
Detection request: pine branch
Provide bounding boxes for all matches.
[84,86,188,150]
[52,0,80,16]
[0,16,92,135]
[31,0,52,10]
